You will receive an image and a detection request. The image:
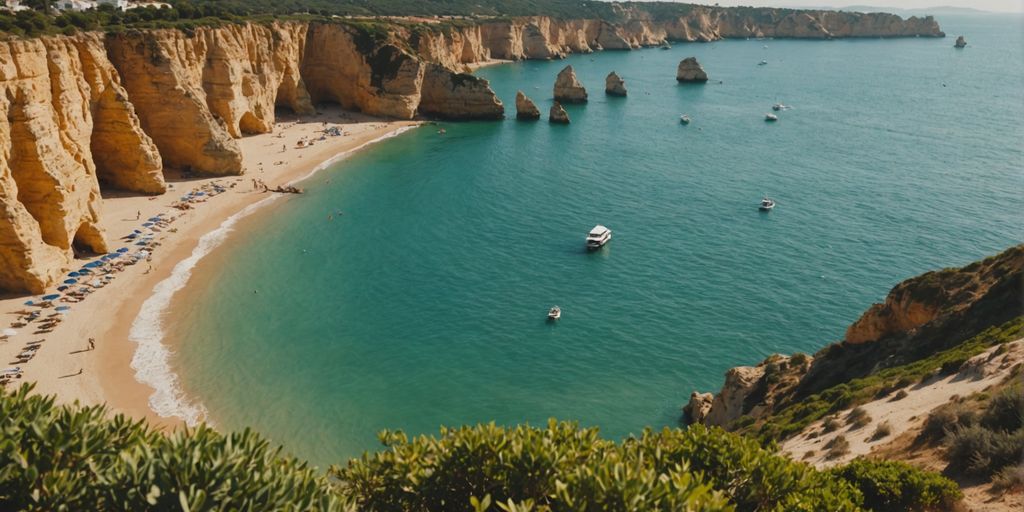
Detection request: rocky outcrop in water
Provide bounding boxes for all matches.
[553,65,588,103]
[549,102,570,124]
[515,91,541,120]
[419,65,504,120]
[605,72,627,96]
[676,57,708,82]
[954,35,966,48]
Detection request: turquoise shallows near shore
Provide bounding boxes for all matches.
[167,14,1022,465]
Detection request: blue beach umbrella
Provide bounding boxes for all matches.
[148,216,162,222]
[23,300,33,306]
[63,279,77,285]
[68,272,80,277]
[78,268,92,274]
[142,222,154,227]
[84,261,103,268]
[117,247,130,253]
[55,306,71,312]
[57,286,68,291]
[42,294,60,301]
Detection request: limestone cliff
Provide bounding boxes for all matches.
[515,91,540,120]
[549,102,570,124]
[677,57,708,82]
[553,65,588,104]
[605,71,627,96]
[0,8,946,293]
[686,245,1024,430]
[418,65,503,120]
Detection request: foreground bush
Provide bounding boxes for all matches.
[0,385,347,511]
[334,422,862,511]
[2,384,964,511]
[830,459,962,512]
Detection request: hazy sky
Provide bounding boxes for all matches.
[688,1,1024,13]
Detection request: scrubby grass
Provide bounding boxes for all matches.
[871,422,893,441]
[847,407,873,430]
[826,435,851,460]
[746,317,1024,441]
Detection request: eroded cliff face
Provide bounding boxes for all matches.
[0,9,945,293]
[686,245,1023,431]
[0,35,152,293]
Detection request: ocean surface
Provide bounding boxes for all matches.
[163,14,1022,466]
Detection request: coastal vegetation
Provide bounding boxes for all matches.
[0,383,961,511]
[738,316,1024,442]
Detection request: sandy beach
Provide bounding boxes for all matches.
[0,106,419,429]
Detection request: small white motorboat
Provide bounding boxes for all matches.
[772,103,785,111]
[586,225,612,250]
[680,114,691,125]
[548,306,561,320]
[758,60,768,66]
[759,197,776,211]
[765,113,779,122]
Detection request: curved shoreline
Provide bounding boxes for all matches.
[128,124,421,425]
[0,108,420,426]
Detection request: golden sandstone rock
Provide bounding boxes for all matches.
[0,11,943,293]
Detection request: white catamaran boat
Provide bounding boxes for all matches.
[586,225,612,250]
[548,306,561,320]
[759,197,776,211]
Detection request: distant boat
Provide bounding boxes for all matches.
[759,197,776,211]
[548,306,561,320]
[586,225,612,250]
[680,114,691,125]
[765,113,779,122]
[772,103,785,111]
[660,43,671,50]
[758,60,768,66]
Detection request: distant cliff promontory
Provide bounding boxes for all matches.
[0,6,943,293]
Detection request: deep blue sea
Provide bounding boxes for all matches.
[165,14,1022,466]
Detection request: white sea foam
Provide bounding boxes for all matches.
[127,125,420,425]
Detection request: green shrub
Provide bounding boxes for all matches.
[991,464,1024,493]
[0,384,347,511]
[823,416,842,433]
[871,422,892,441]
[891,389,909,401]
[847,407,872,429]
[919,404,975,442]
[945,424,1024,477]
[830,458,962,512]
[825,436,851,460]
[981,385,1023,432]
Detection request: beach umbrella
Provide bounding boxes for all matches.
[55,306,71,312]
[84,261,103,268]
[23,300,33,306]
[148,216,162,222]
[57,286,68,292]
[78,268,92,274]
[117,247,130,253]
[3,329,17,336]
[142,222,154,227]
[68,271,80,277]
[42,294,60,301]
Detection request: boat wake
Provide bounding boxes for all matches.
[127,124,421,426]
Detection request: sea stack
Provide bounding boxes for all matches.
[549,102,570,124]
[954,35,967,48]
[676,57,709,83]
[515,91,541,120]
[605,72,627,96]
[553,65,588,103]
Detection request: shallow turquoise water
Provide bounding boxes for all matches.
[171,14,1022,465]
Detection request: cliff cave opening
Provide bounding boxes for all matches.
[71,222,106,258]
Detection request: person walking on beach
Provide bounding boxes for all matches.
[87,338,95,351]
[136,211,141,220]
